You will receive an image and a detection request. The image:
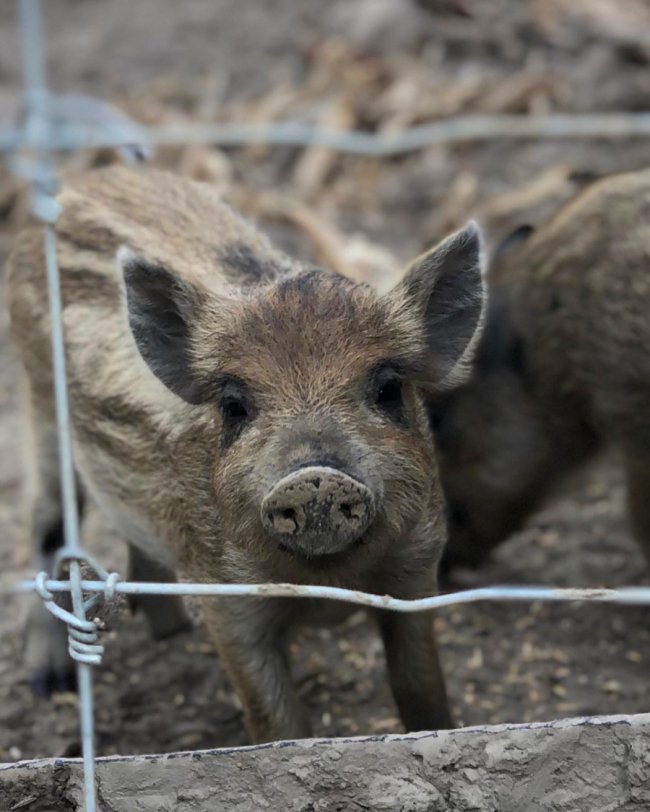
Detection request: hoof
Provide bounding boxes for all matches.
[29,665,77,698]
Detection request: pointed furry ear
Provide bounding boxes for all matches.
[387,221,486,388]
[117,247,213,404]
[491,224,534,267]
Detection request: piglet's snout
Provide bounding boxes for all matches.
[261,466,375,557]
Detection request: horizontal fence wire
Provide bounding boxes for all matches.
[4,0,650,809]
[13,578,650,611]
[4,111,650,157]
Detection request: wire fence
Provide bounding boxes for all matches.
[3,0,650,809]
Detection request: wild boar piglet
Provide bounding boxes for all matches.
[7,166,485,742]
[431,169,650,577]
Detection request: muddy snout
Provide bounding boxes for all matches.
[261,466,375,557]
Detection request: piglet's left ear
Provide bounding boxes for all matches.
[388,221,486,389]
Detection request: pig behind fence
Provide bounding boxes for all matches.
[7,166,485,743]
[432,168,650,577]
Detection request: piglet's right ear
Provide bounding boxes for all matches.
[118,247,213,404]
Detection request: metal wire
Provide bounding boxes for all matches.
[4,0,650,809]
[4,111,650,157]
[16,577,650,610]
[17,1,98,809]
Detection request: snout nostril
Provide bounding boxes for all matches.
[267,507,301,536]
[339,501,366,521]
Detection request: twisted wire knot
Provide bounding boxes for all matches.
[34,557,122,666]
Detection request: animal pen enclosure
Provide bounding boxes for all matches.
[1,0,650,809]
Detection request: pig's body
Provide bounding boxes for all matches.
[8,166,485,742]
[433,169,650,574]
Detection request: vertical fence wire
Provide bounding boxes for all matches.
[18,1,98,809]
[43,224,98,812]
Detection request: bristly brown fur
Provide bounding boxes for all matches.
[432,168,650,575]
[7,165,485,742]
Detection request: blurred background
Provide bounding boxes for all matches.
[0,0,649,761]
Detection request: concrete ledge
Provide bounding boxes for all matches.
[2,714,650,811]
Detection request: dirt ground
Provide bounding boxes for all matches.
[1,0,650,763]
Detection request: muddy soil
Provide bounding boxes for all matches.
[0,0,649,763]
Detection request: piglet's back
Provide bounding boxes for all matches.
[56,166,294,292]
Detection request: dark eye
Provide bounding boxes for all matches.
[219,378,255,447]
[376,378,403,410]
[372,367,405,424]
[222,396,249,423]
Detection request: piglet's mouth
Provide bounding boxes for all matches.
[276,532,369,569]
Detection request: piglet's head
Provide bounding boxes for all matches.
[119,222,485,573]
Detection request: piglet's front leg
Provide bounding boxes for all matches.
[378,609,453,732]
[204,597,312,744]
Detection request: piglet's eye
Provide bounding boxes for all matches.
[222,396,249,423]
[219,378,255,448]
[372,367,405,424]
[376,378,403,410]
